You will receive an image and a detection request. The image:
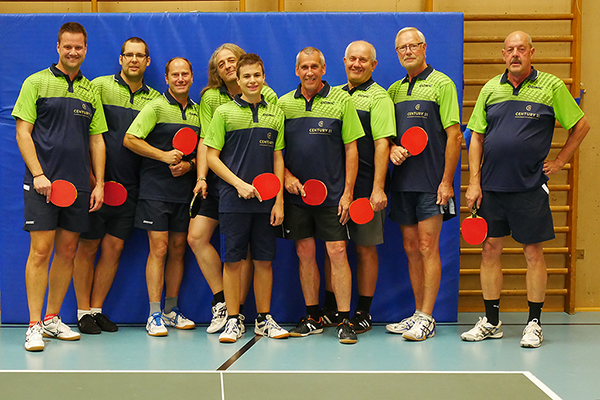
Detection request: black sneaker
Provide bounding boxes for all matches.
[94,313,118,332]
[337,319,357,344]
[350,311,372,334]
[289,315,324,337]
[77,314,101,335]
[320,307,340,327]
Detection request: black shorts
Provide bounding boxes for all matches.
[389,191,456,225]
[479,185,555,244]
[194,192,219,221]
[348,209,385,247]
[134,199,190,232]
[80,195,137,241]
[219,213,276,263]
[23,184,90,232]
[281,202,349,242]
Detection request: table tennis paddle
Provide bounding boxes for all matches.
[302,179,327,206]
[400,126,428,156]
[461,207,488,245]
[104,181,127,207]
[349,198,375,225]
[252,173,280,201]
[50,180,77,207]
[189,192,202,218]
[172,127,198,155]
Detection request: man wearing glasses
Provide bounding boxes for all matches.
[385,27,462,341]
[73,37,160,334]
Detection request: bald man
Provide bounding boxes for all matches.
[462,31,589,348]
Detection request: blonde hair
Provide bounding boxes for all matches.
[201,43,245,96]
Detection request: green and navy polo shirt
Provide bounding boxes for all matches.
[204,94,284,213]
[339,78,396,199]
[388,65,460,193]
[12,64,108,192]
[278,81,365,207]
[467,67,585,192]
[127,91,200,204]
[92,73,160,195]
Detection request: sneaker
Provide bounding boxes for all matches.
[520,319,543,348]
[219,318,242,343]
[207,302,228,334]
[350,311,372,334]
[320,307,340,327]
[162,307,196,330]
[42,316,81,341]
[403,315,436,341]
[25,323,45,352]
[93,313,118,332]
[289,315,324,337]
[254,315,289,339]
[238,313,246,334]
[146,312,168,337]
[461,317,503,342]
[386,312,419,334]
[77,314,101,335]
[337,319,357,344]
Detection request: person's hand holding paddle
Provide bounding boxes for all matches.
[236,180,260,201]
[370,187,387,212]
[436,180,454,206]
[465,181,483,211]
[162,149,184,165]
[283,168,306,197]
[390,143,410,165]
[193,176,208,199]
[169,159,193,178]
[33,173,52,203]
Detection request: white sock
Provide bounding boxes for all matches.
[91,307,102,316]
[77,309,91,321]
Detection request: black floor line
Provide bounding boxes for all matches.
[217,335,262,371]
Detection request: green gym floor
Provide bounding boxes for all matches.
[0,312,598,400]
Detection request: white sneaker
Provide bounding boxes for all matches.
[25,322,45,352]
[207,302,228,334]
[238,313,246,334]
[219,318,242,343]
[42,316,81,341]
[162,307,195,330]
[386,311,419,334]
[461,317,503,341]
[520,319,543,348]
[402,314,436,341]
[146,312,168,337]
[254,314,289,339]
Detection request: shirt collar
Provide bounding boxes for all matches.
[293,81,332,99]
[113,72,150,93]
[341,77,375,94]
[49,63,83,81]
[163,90,196,107]
[500,66,539,84]
[400,64,434,84]
[233,93,267,107]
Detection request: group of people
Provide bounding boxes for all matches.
[13,22,588,352]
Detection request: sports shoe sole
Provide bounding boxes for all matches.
[219,337,238,343]
[175,323,196,330]
[25,343,44,352]
[402,331,435,341]
[461,332,503,341]
[42,333,80,341]
[354,325,372,334]
[147,330,168,337]
[339,337,357,344]
[289,328,323,337]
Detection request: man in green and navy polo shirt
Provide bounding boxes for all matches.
[13,22,108,351]
[204,53,288,343]
[279,47,365,345]
[73,37,160,335]
[124,57,199,337]
[326,40,396,335]
[462,31,589,348]
[385,27,462,342]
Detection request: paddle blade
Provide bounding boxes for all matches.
[172,127,198,155]
[461,216,488,245]
[302,179,327,206]
[189,192,202,218]
[104,181,127,207]
[50,180,77,207]
[252,173,280,201]
[349,198,374,225]
[400,126,428,156]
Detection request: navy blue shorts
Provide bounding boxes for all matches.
[479,185,555,244]
[219,213,275,263]
[23,184,90,232]
[80,195,137,241]
[281,202,349,242]
[389,191,456,225]
[134,199,190,232]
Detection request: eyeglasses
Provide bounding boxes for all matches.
[395,42,424,54]
[121,53,148,60]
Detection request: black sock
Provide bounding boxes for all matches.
[212,291,225,305]
[306,305,319,318]
[528,301,543,324]
[228,314,239,320]
[484,299,500,326]
[356,295,373,314]
[338,311,350,320]
[239,304,245,315]
[324,291,337,311]
[256,313,268,322]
